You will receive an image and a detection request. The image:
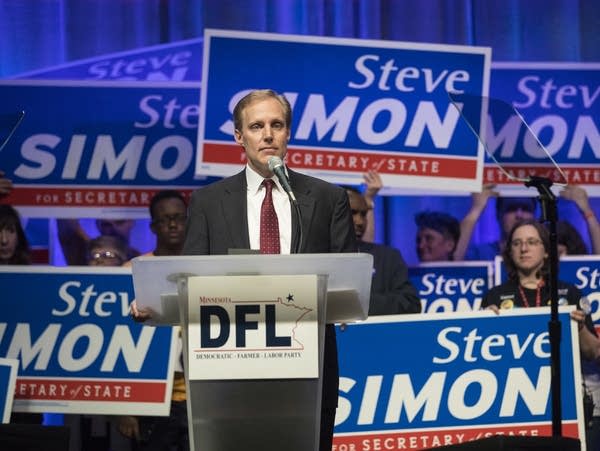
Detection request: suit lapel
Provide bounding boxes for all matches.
[288,170,315,253]
[222,171,250,249]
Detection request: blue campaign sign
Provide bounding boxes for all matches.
[334,310,584,449]
[198,30,491,192]
[0,80,218,218]
[11,38,204,82]
[551,256,600,327]
[488,63,600,194]
[0,266,178,415]
[409,262,493,313]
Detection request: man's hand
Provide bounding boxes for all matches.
[0,170,13,198]
[118,415,140,440]
[363,170,382,204]
[560,185,591,213]
[570,309,587,332]
[471,184,498,213]
[130,300,153,322]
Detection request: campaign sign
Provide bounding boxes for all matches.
[0,80,218,218]
[187,275,319,380]
[11,38,204,82]
[561,256,600,327]
[0,266,178,415]
[409,262,493,313]
[334,309,585,450]
[0,358,18,423]
[198,29,491,192]
[488,63,600,194]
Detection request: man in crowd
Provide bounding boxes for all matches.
[415,210,461,262]
[344,185,420,315]
[121,189,189,450]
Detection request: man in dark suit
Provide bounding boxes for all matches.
[182,89,357,451]
[343,186,420,316]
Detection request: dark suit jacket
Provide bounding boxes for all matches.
[183,168,357,408]
[358,241,421,316]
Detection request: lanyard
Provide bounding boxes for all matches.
[518,281,544,308]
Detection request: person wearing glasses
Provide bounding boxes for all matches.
[86,235,128,266]
[481,218,599,358]
[59,217,140,266]
[120,189,189,450]
[131,189,188,259]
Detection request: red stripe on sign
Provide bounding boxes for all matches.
[203,143,477,178]
[15,379,167,402]
[0,188,195,208]
[484,164,600,185]
[333,422,580,450]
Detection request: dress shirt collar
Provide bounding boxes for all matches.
[245,164,286,194]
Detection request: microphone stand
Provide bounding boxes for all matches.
[290,198,303,254]
[524,175,562,437]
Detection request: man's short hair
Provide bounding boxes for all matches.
[496,197,537,219]
[233,89,292,131]
[149,190,187,220]
[415,211,460,243]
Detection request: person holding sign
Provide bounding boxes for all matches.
[460,187,537,261]
[344,185,420,315]
[360,169,382,243]
[559,184,600,255]
[414,210,461,262]
[122,190,189,451]
[481,218,599,358]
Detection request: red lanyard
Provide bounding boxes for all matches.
[518,281,544,308]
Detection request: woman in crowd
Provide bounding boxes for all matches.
[482,219,595,341]
[482,218,600,448]
[0,204,31,265]
[0,204,42,425]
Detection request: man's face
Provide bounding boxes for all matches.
[234,97,290,178]
[416,227,455,262]
[150,198,187,249]
[347,190,369,241]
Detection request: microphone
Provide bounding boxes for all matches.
[268,155,303,254]
[268,156,297,203]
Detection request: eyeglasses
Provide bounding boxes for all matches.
[89,250,124,264]
[510,238,543,248]
[153,214,187,227]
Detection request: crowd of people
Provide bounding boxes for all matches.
[1,88,600,450]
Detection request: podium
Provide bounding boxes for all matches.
[131,253,373,451]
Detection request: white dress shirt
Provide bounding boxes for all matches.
[246,165,292,254]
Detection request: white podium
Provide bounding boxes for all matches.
[132,253,372,451]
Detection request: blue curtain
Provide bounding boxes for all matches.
[1,0,598,264]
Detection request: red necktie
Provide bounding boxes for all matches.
[260,179,280,254]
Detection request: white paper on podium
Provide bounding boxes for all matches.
[187,274,320,380]
[131,253,373,326]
